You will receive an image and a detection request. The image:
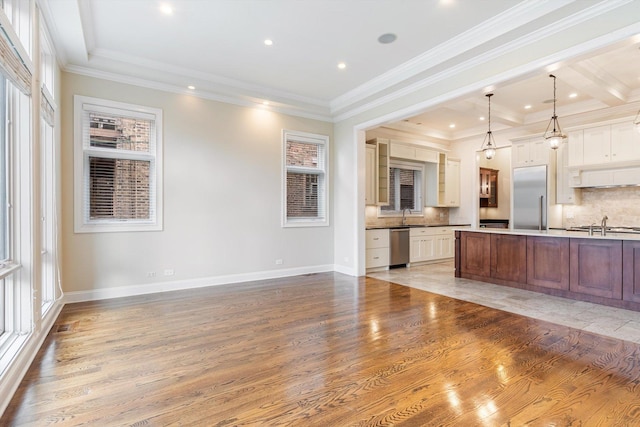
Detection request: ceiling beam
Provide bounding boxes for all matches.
[554,60,631,107]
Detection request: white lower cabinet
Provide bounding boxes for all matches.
[366,229,390,269]
[410,227,455,263]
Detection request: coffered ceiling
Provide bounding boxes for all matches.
[40,0,640,138]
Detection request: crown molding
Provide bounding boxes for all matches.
[329,0,576,115]
[333,4,640,124]
[64,64,334,123]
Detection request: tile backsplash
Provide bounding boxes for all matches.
[563,186,640,228]
[365,206,450,228]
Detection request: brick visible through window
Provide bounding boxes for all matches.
[283,130,328,227]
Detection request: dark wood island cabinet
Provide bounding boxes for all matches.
[623,240,640,303]
[456,230,640,312]
[526,236,569,290]
[570,238,622,300]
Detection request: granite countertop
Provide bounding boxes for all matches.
[462,227,640,241]
[366,223,471,230]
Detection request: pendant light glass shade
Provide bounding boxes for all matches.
[543,74,566,149]
[480,93,498,160]
[634,109,640,134]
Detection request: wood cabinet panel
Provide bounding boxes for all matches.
[459,232,491,278]
[623,240,640,303]
[490,234,526,283]
[527,236,569,290]
[479,168,498,208]
[570,238,622,299]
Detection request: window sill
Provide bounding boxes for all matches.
[0,263,21,280]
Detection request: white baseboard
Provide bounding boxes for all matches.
[64,264,339,303]
[0,300,63,416]
[333,263,357,276]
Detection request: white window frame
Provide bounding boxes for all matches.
[282,129,329,228]
[378,160,424,217]
[73,95,163,233]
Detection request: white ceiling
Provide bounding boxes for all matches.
[41,0,640,138]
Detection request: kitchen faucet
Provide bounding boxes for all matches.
[601,215,608,236]
[402,208,411,225]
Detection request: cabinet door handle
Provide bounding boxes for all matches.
[373,237,379,240]
[373,256,379,260]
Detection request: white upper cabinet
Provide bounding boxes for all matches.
[610,122,640,162]
[365,144,376,205]
[568,120,640,169]
[583,125,611,165]
[512,138,549,168]
[425,153,460,207]
[365,138,390,206]
[444,159,460,207]
[567,130,584,167]
[389,142,438,163]
[556,140,580,204]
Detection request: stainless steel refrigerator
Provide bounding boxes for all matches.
[513,165,548,230]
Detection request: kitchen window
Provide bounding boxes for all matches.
[380,161,423,215]
[74,96,163,233]
[282,130,328,227]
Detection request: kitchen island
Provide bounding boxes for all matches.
[455,228,640,312]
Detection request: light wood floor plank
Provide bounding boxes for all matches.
[3,272,640,426]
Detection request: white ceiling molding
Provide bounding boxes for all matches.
[64,64,334,123]
[333,0,638,122]
[38,0,640,130]
[329,0,575,115]
[88,47,330,109]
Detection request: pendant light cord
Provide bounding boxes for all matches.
[550,74,557,131]
[486,93,493,135]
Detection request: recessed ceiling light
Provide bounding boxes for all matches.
[337,62,346,70]
[262,101,270,106]
[160,3,173,15]
[449,124,455,129]
[378,33,397,44]
[479,116,485,121]
[264,39,273,46]
[569,93,578,98]
[187,85,195,90]
[524,104,532,110]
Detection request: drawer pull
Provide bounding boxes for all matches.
[373,256,379,259]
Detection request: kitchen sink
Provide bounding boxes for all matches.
[566,225,640,234]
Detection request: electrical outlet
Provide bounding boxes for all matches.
[147,272,156,278]
[164,269,174,276]
[275,259,283,265]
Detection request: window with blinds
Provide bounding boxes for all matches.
[74,96,163,233]
[380,162,423,214]
[283,130,329,227]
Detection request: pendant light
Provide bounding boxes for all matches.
[634,108,640,134]
[480,93,497,160]
[543,74,566,149]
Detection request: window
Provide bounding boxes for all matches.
[283,130,328,227]
[74,96,163,233]
[0,77,7,263]
[380,161,423,214]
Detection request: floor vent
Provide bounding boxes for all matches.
[56,324,71,332]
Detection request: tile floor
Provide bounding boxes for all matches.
[367,260,640,344]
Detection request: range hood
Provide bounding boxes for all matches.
[569,166,640,188]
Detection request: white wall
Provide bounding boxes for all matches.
[61,73,334,299]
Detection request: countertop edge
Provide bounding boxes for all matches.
[458,227,640,241]
[366,224,471,230]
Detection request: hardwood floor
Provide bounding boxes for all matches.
[3,272,640,426]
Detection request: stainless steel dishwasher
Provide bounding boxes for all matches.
[389,228,410,267]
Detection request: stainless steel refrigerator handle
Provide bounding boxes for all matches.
[539,195,544,231]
